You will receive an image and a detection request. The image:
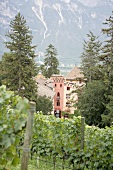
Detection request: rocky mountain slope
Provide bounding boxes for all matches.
[0,0,113,65]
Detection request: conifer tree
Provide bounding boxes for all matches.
[80,31,102,83]
[100,11,113,125]
[101,81,113,126]
[40,44,60,78]
[2,13,37,101]
[100,11,113,87]
[77,80,106,127]
[78,12,113,127]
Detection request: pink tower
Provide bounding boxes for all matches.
[51,75,65,118]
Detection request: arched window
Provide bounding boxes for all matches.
[57,92,60,97]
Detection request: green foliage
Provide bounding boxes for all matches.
[99,11,113,125]
[102,80,113,126]
[32,114,81,160]
[80,31,102,83]
[0,61,6,86]
[0,85,29,169]
[62,111,81,118]
[40,44,60,78]
[61,111,69,116]
[1,104,112,170]
[36,95,53,115]
[2,12,37,101]
[32,114,113,169]
[83,125,113,170]
[74,109,81,117]
[77,80,106,127]
[79,12,113,126]
[100,11,113,86]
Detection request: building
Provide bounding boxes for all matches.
[35,74,55,114]
[51,75,65,118]
[35,72,55,99]
[64,66,85,114]
[51,66,85,117]
[35,66,85,117]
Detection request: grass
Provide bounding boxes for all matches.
[0,156,71,170]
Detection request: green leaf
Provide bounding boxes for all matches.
[16,98,29,113]
[11,156,19,166]
[4,138,11,149]
[0,127,3,131]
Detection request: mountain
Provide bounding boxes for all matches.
[0,0,113,65]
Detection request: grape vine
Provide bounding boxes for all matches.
[0,85,113,169]
[0,85,29,169]
[32,114,113,169]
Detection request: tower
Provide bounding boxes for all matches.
[51,75,65,118]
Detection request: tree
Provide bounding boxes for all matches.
[40,44,60,78]
[100,11,113,87]
[80,31,102,83]
[101,85,113,126]
[77,12,113,127]
[2,13,37,101]
[99,11,113,125]
[0,61,4,86]
[77,80,106,127]
[36,95,53,115]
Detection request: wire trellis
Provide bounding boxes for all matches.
[17,146,73,170]
[31,155,73,170]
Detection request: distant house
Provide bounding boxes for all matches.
[35,74,55,114]
[64,66,85,114]
[65,66,84,83]
[35,66,85,117]
[35,75,55,99]
[51,66,85,116]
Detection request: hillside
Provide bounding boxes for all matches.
[0,0,113,65]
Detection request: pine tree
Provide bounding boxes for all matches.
[80,31,102,83]
[40,44,60,78]
[77,80,106,127]
[100,11,113,125]
[101,81,113,126]
[100,11,113,87]
[2,13,37,101]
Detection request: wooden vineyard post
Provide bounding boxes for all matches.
[21,101,36,170]
[80,117,85,150]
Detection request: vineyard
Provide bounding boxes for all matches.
[32,115,113,170]
[0,86,113,170]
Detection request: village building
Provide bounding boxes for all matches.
[51,66,85,117]
[35,66,85,117]
[35,73,55,114]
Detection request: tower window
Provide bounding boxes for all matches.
[57,92,60,96]
[57,101,60,106]
[60,84,62,87]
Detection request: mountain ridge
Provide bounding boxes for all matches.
[0,0,113,65]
